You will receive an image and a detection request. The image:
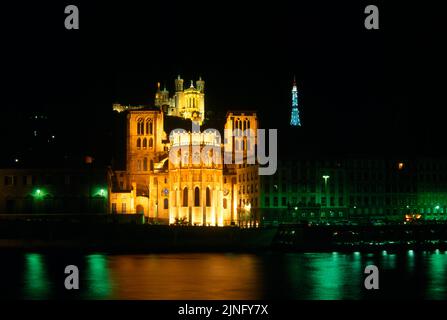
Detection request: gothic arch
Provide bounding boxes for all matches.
[194,187,200,207]
[146,118,153,135]
[182,187,188,207]
[137,118,144,135]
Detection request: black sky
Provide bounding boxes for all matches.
[1,0,445,166]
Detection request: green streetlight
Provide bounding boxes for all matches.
[435,205,440,210]
[322,175,330,191]
[32,188,46,199]
[94,188,107,198]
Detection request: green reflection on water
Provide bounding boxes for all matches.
[427,252,447,299]
[305,252,364,300]
[407,250,415,274]
[23,253,50,299]
[382,253,397,270]
[311,253,343,299]
[84,254,113,299]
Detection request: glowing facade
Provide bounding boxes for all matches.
[155,75,205,124]
[290,77,301,127]
[108,97,260,226]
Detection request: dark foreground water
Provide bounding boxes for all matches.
[1,251,446,300]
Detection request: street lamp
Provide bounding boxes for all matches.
[435,205,440,219]
[32,188,46,199]
[93,188,107,198]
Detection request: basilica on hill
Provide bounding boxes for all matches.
[108,76,260,226]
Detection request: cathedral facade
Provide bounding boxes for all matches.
[108,78,260,226]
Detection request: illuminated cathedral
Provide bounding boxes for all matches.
[155,75,205,124]
[108,76,260,226]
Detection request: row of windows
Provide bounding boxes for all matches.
[239,198,258,207]
[263,196,347,208]
[268,170,447,183]
[137,159,154,172]
[265,183,317,193]
[263,182,423,194]
[112,198,170,214]
[231,118,252,132]
[112,197,229,215]
[186,97,199,108]
[349,208,446,215]
[136,138,154,149]
[181,187,212,207]
[175,187,230,209]
[137,118,153,135]
[264,195,445,209]
[276,160,447,171]
[239,184,258,195]
[238,172,258,183]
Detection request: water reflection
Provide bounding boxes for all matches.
[107,253,262,299]
[6,251,447,300]
[83,254,113,299]
[381,252,397,270]
[23,253,51,299]
[426,252,447,299]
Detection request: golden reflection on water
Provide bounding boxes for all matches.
[107,253,263,300]
[17,252,447,300]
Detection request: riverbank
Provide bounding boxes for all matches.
[0,222,278,252]
[1,219,447,253]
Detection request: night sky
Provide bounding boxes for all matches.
[1,1,444,167]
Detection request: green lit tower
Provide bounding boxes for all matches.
[290,77,301,126]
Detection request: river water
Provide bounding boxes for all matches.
[1,251,446,300]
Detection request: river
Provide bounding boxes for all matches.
[1,251,446,299]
